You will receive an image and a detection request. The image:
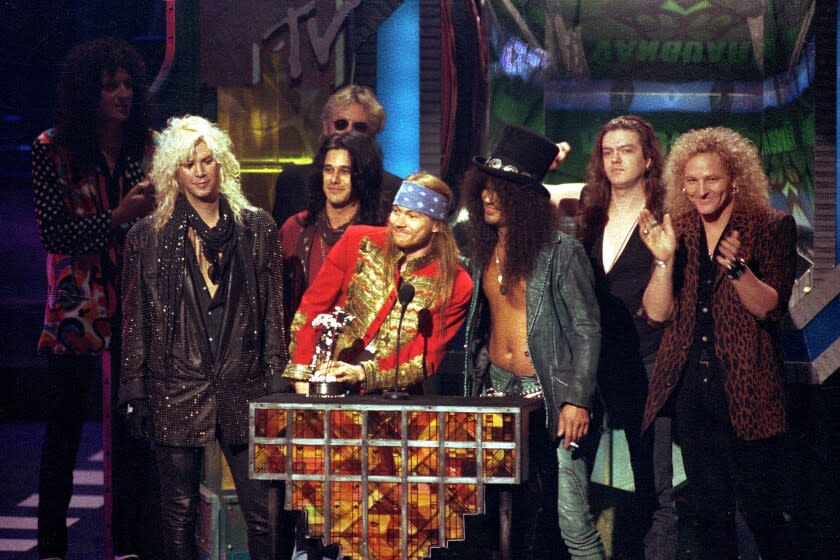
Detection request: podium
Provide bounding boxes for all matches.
[250,394,541,560]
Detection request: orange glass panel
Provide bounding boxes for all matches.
[330,445,362,476]
[368,410,401,439]
[292,444,324,475]
[444,412,477,441]
[330,409,362,439]
[254,408,287,437]
[408,446,439,477]
[293,409,325,438]
[482,412,516,442]
[407,411,438,440]
[329,481,363,556]
[368,445,402,476]
[483,448,516,478]
[253,443,285,474]
[444,448,477,478]
[444,483,478,541]
[291,480,325,538]
[407,483,439,557]
[367,482,402,559]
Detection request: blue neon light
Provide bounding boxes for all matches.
[376,0,419,179]
[545,37,815,114]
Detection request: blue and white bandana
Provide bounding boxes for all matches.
[393,181,448,221]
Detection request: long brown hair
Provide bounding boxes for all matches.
[576,115,665,251]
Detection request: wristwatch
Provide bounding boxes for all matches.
[726,257,747,280]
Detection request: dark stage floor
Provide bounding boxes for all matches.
[0,418,836,559]
[0,423,104,560]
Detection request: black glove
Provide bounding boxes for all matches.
[124,398,152,441]
[268,375,292,395]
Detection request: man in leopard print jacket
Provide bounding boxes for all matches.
[637,127,799,560]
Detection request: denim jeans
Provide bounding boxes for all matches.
[555,442,606,559]
[488,363,606,559]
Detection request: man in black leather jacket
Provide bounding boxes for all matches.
[119,116,289,560]
[461,124,605,559]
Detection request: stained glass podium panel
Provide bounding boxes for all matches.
[251,395,541,560]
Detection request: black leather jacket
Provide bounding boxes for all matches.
[463,231,601,439]
[119,208,288,446]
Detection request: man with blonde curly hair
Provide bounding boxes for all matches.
[639,126,799,559]
[119,115,290,560]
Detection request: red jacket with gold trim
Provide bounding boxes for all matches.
[283,225,473,392]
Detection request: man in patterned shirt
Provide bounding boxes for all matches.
[32,37,158,560]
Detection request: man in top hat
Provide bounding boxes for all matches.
[461,124,605,558]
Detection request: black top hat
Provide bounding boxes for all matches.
[473,124,559,197]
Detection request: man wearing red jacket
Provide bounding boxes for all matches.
[283,172,472,394]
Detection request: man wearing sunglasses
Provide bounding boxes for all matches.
[273,84,402,227]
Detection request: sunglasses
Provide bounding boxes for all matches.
[333,119,370,133]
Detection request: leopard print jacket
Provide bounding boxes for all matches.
[642,204,797,440]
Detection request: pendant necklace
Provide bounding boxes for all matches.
[494,245,507,295]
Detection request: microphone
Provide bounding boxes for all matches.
[383,282,414,400]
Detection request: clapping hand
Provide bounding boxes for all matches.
[715,229,742,270]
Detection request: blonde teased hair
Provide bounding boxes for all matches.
[150,115,254,229]
[664,126,770,217]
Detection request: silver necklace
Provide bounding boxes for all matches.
[494,246,507,295]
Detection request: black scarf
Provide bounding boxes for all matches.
[158,194,251,352]
[183,195,235,284]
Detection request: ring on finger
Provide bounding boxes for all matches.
[642,228,650,235]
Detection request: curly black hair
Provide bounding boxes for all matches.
[303,132,385,226]
[55,36,150,172]
[461,166,557,283]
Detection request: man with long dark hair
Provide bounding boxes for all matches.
[462,124,605,559]
[32,36,158,560]
[272,84,401,226]
[279,132,383,319]
[577,115,676,559]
